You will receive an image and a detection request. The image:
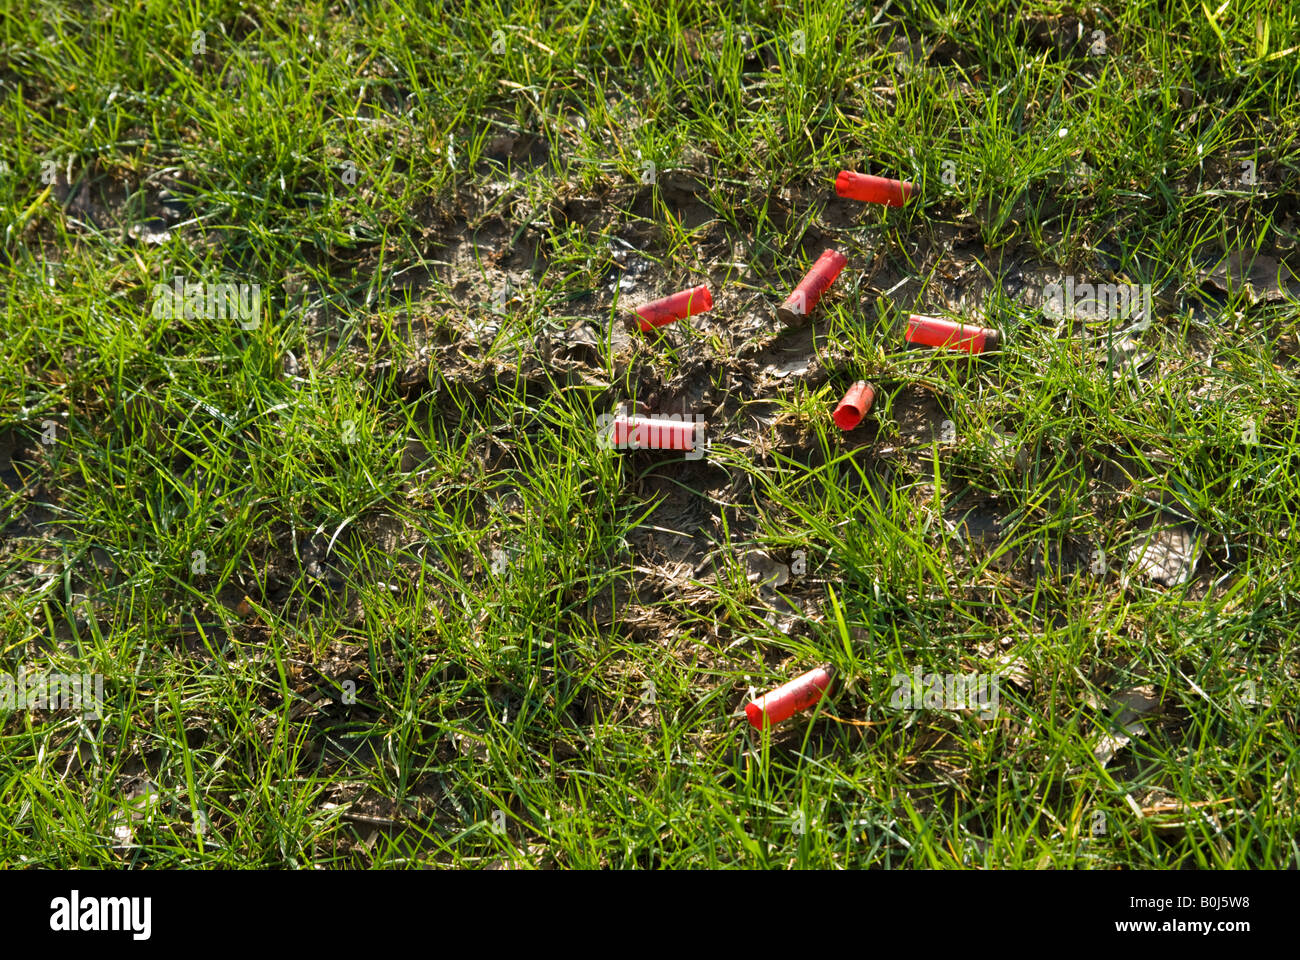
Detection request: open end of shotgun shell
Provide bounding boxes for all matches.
[832,381,875,431]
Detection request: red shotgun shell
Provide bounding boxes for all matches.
[778,249,848,324]
[610,414,703,451]
[832,381,876,431]
[904,314,1001,353]
[634,285,713,332]
[745,665,834,730]
[835,170,917,207]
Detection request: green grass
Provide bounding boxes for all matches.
[1,0,1297,867]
